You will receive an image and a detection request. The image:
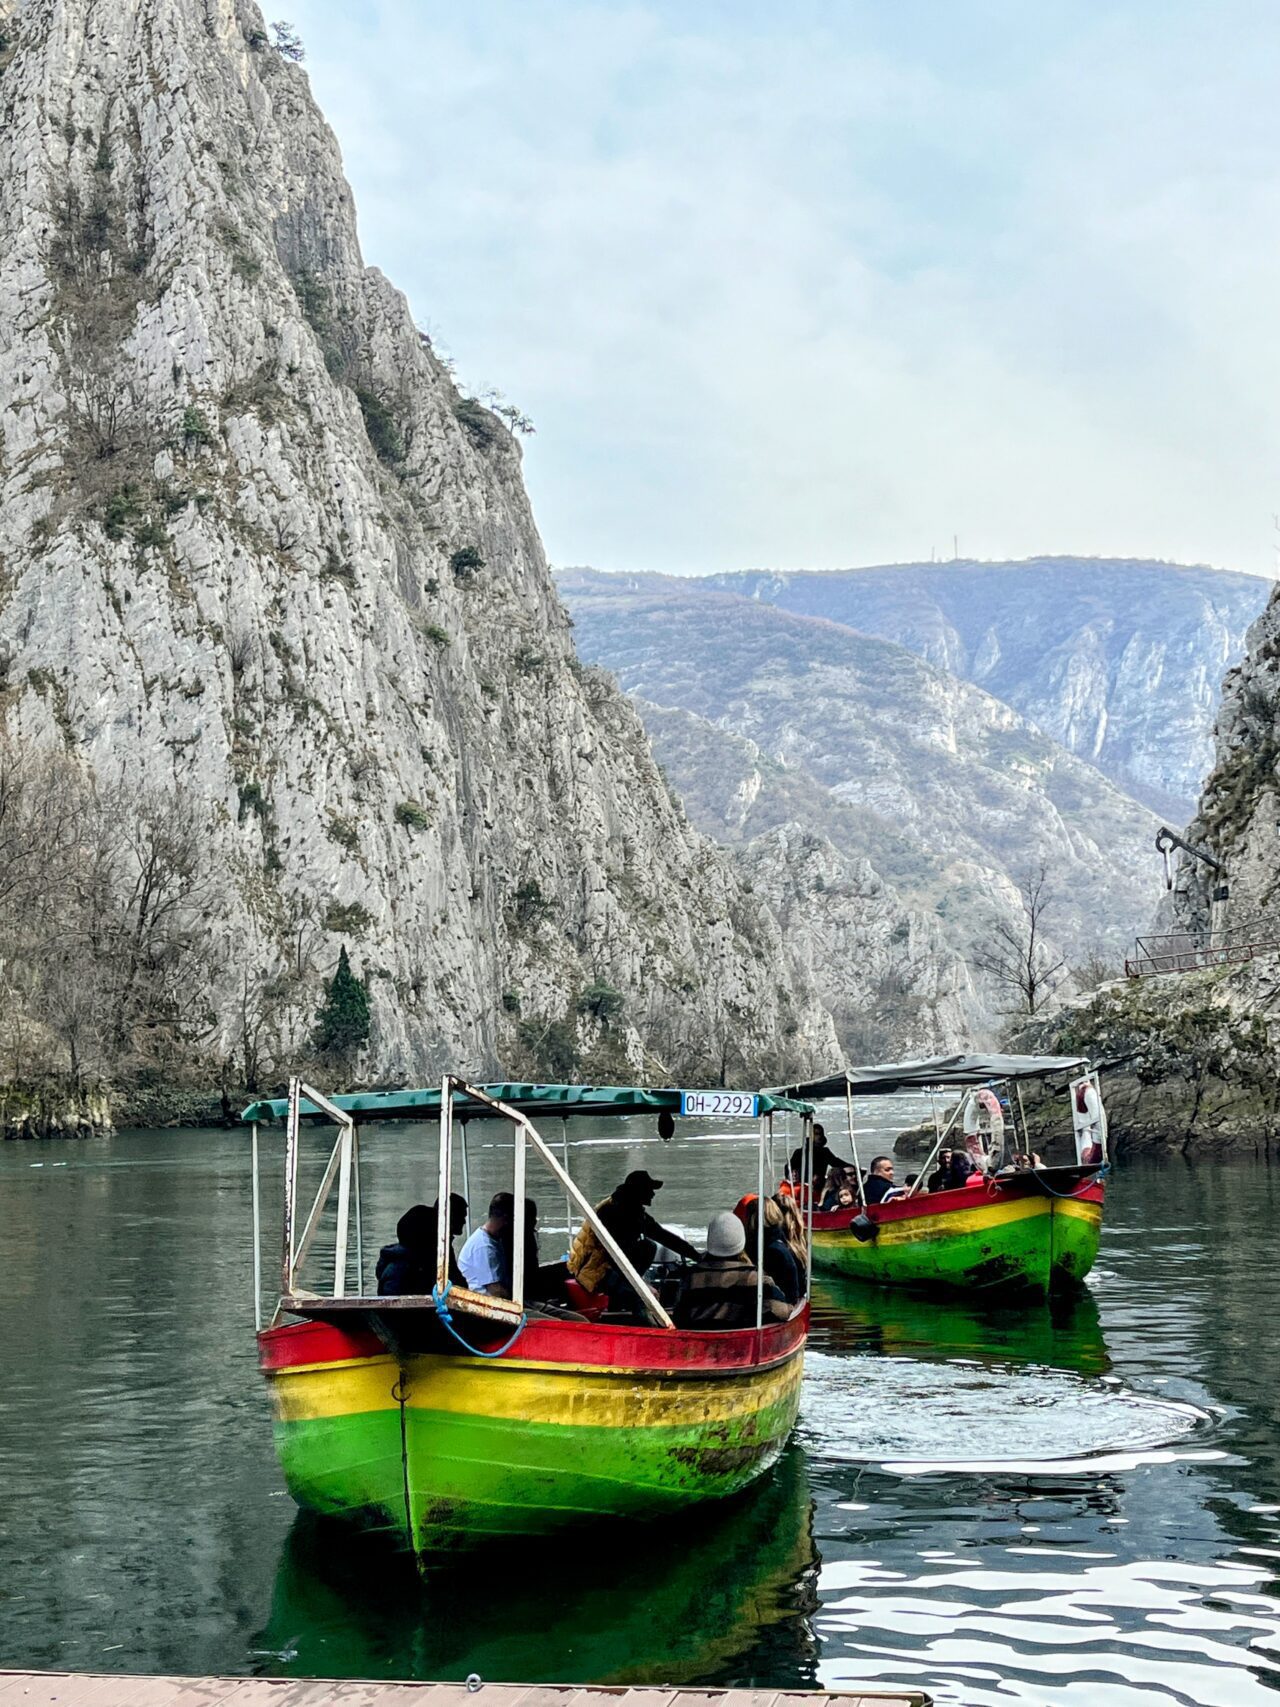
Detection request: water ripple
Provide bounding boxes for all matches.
[801,1349,1212,1470]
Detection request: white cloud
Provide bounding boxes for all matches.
[289,0,1280,576]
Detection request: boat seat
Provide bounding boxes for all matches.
[565,1277,609,1319]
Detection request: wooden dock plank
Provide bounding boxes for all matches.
[0,1677,928,1707]
[503,1689,580,1707]
[64,1682,240,1707]
[0,1679,242,1707]
[217,1684,367,1706]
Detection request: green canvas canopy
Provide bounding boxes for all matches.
[772,1053,1090,1102]
[240,1081,815,1125]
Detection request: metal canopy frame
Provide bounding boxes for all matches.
[251,1073,817,1334]
[773,1053,1091,1102]
[242,1081,813,1126]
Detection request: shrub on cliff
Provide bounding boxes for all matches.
[354,387,404,465]
[578,982,624,1024]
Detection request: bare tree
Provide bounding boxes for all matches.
[972,861,1068,1017]
[0,731,345,1106]
[1071,946,1119,994]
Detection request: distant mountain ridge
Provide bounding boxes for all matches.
[704,557,1268,819]
[560,568,1165,1049]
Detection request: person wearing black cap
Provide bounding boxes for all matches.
[567,1168,699,1305]
[786,1123,853,1197]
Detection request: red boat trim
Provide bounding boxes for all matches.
[259,1306,809,1375]
[810,1174,1105,1230]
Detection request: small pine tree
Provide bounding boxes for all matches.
[313,945,370,1059]
[270,20,305,61]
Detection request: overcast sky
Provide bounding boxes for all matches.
[289,0,1280,578]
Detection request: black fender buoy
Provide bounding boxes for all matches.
[849,1213,879,1242]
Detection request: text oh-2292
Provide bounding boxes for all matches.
[678,1091,760,1119]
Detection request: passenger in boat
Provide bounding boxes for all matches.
[777,1192,809,1283]
[497,1198,570,1304]
[819,1161,863,1210]
[376,1194,468,1296]
[741,1196,804,1305]
[785,1125,851,1194]
[926,1147,964,1192]
[458,1191,515,1296]
[676,1211,791,1329]
[567,1169,699,1309]
[862,1156,897,1204]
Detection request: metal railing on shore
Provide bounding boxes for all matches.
[1125,919,1280,978]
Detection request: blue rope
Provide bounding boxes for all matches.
[431,1281,528,1358]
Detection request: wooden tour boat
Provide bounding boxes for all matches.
[775,1054,1108,1299]
[242,1078,817,1560]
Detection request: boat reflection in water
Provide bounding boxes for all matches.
[254,1444,821,1687]
[809,1271,1109,1376]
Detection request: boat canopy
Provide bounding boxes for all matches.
[241,1080,815,1126]
[773,1052,1091,1101]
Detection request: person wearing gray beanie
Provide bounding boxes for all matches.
[677,1209,791,1329]
[706,1211,747,1257]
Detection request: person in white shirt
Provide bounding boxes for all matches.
[458,1192,515,1296]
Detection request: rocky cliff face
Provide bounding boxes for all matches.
[0,0,839,1088]
[708,559,1267,820]
[1175,583,1280,934]
[1020,581,1280,1152]
[560,571,1164,1024]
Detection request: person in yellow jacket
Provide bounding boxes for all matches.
[568,1169,699,1304]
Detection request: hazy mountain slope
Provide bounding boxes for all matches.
[706,558,1267,819]
[638,701,982,1056]
[0,0,839,1088]
[560,571,1164,973]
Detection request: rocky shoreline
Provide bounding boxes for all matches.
[1014,963,1280,1153]
[0,1081,237,1138]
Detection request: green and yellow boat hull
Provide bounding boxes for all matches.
[810,1174,1103,1298]
[260,1310,806,1557]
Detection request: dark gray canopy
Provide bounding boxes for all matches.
[772,1053,1091,1101]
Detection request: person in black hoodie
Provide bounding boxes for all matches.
[376,1194,467,1296]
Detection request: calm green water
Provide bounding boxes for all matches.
[3,1118,1280,1706]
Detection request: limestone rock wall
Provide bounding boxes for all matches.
[1174,582,1280,935]
[1022,582,1280,1153]
[735,825,977,1061]
[0,0,838,1086]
